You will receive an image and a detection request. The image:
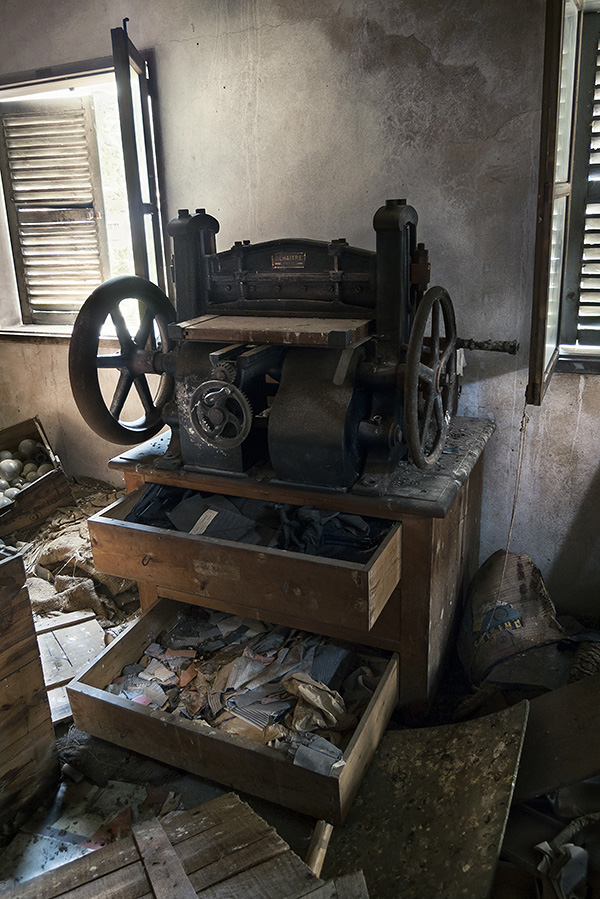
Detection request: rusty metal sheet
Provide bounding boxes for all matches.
[323,701,529,899]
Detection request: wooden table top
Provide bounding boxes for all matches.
[108,417,494,520]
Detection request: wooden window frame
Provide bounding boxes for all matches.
[556,10,600,370]
[111,25,166,293]
[0,26,167,332]
[527,0,583,405]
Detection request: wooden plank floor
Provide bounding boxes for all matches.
[12,794,368,898]
[36,615,106,725]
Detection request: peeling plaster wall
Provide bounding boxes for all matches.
[0,0,597,613]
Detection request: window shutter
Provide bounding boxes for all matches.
[577,44,600,346]
[0,96,109,325]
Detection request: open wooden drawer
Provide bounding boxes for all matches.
[88,487,401,632]
[67,598,399,824]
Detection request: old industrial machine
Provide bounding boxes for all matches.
[69,200,515,494]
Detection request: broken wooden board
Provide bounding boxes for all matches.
[173,315,374,347]
[513,672,600,803]
[38,618,106,690]
[46,685,72,725]
[132,818,199,899]
[34,610,98,636]
[12,793,369,898]
[0,779,181,886]
[322,702,529,899]
[34,612,104,723]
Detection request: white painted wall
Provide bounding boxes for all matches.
[0,0,597,614]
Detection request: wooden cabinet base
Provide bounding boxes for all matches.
[102,418,489,714]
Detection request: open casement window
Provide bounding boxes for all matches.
[112,25,166,293]
[0,97,110,326]
[0,25,165,330]
[527,0,582,405]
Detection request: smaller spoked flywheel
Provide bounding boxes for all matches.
[404,286,458,468]
[68,276,176,444]
[190,380,253,448]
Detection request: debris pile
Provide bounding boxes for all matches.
[4,477,138,627]
[0,775,180,886]
[105,607,384,775]
[447,550,600,898]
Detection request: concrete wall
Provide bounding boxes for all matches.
[0,0,597,614]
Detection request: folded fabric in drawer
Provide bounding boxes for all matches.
[124,483,393,562]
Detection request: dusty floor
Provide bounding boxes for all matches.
[56,722,319,856]
[0,701,535,898]
[0,721,323,889]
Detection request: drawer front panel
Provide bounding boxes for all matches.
[88,491,401,632]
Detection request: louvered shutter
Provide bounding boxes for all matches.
[574,35,600,345]
[0,97,109,325]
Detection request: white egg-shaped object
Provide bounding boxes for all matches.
[22,462,37,475]
[4,487,20,499]
[36,463,54,476]
[0,458,22,481]
[0,495,13,508]
[0,479,9,492]
[25,471,39,483]
[0,450,13,461]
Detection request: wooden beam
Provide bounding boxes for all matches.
[132,818,197,899]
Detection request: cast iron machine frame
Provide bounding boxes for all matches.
[68,199,514,494]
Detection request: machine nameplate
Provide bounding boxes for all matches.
[271,251,306,269]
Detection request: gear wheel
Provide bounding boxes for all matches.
[190,380,253,448]
[211,361,238,384]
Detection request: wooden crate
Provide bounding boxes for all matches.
[88,487,401,633]
[0,547,59,826]
[0,417,74,536]
[11,793,369,898]
[68,598,398,825]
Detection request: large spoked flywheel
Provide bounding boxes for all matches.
[69,276,176,444]
[404,286,458,468]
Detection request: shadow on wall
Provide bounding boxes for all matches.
[547,462,600,618]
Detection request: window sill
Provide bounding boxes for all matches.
[0,323,73,340]
[0,324,119,347]
[556,356,600,374]
[0,324,75,345]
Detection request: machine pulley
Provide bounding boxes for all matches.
[69,276,176,445]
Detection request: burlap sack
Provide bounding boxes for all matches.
[458,550,565,683]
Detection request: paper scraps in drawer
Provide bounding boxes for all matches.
[104,607,386,775]
[138,658,178,685]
